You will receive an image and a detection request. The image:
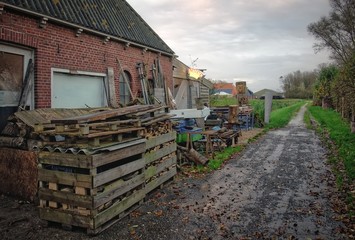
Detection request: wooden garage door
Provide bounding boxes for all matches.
[52,72,107,108]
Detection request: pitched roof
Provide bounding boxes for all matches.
[1,0,174,55]
[213,83,237,95]
[253,89,283,97]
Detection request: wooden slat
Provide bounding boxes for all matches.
[39,142,146,176]
[39,208,92,229]
[145,132,176,149]
[38,168,92,188]
[141,115,172,126]
[39,152,92,168]
[91,141,145,167]
[130,106,169,117]
[86,127,144,138]
[51,105,155,124]
[144,143,176,164]
[38,127,144,138]
[145,167,177,194]
[38,188,92,209]
[48,183,58,208]
[79,119,140,128]
[107,67,119,108]
[93,158,145,187]
[94,189,145,228]
[93,173,144,208]
[145,156,177,180]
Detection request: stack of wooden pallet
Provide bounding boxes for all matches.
[6,105,176,234]
[38,138,146,234]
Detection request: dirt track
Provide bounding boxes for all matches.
[0,106,348,239]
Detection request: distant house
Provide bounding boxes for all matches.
[0,0,175,131]
[254,89,284,99]
[213,83,237,96]
[173,58,212,109]
[246,88,254,99]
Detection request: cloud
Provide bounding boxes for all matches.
[127,0,331,92]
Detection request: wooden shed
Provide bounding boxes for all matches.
[173,59,212,109]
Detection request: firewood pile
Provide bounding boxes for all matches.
[0,105,177,234]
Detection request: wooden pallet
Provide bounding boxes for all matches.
[37,139,147,232]
[40,188,145,235]
[144,132,177,195]
[37,127,145,148]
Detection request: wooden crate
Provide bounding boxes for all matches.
[144,132,177,194]
[37,139,146,234]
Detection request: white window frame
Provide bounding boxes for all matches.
[0,43,34,108]
[51,68,108,108]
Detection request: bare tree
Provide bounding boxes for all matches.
[308,0,355,64]
[280,70,318,99]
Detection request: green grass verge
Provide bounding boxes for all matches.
[190,145,244,173]
[307,106,355,218]
[308,106,355,182]
[207,145,243,170]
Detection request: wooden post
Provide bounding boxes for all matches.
[342,97,345,118]
[228,105,239,124]
[107,67,119,108]
[48,183,58,208]
[264,91,272,124]
[351,107,355,134]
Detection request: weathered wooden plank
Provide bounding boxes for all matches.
[79,119,140,129]
[130,106,169,117]
[91,142,145,167]
[86,127,144,138]
[145,156,177,180]
[48,183,58,208]
[39,208,93,229]
[51,105,155,124]
[141,115,172,126]
[38,140,146,168]
[38,188,92,209]
[140,113,168,123]
[145,167,177,194]
[107,67,119,108]
[93,173,144,208]
[39,126,144,138]
[145,132,176,149]
[144,143,176,164]
[38,168,92,188]
[94,189,145,228]
[93,158,145,188]
[39,152,92,168]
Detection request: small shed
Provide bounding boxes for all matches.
[173,59,212,109]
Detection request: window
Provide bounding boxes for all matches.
[51,69,107,108]
[119,70,132,105]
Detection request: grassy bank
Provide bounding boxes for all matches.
[307,106,355,219]
[307,106,355,183]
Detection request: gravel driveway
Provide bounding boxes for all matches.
[1,105,348,239]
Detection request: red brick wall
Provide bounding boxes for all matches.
[0,9,173,108]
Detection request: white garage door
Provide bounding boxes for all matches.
[52,72,107,108]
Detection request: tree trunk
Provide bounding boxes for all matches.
[351,108,355,134]
[322,97,332,109]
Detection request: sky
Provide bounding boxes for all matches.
[126,0,332,92]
